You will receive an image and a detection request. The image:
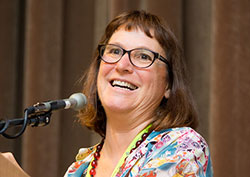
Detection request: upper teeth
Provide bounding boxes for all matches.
[112,80,138,90]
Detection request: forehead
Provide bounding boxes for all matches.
[108,27,165,56]
[116,24,154,39]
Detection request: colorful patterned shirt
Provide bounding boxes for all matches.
[64,127,213,177]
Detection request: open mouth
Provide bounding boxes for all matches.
[111,80,138,91]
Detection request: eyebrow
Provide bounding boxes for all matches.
[108,42,156,52]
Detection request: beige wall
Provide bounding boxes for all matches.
[0,0,249,176]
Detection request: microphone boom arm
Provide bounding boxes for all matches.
[0,110,52,139]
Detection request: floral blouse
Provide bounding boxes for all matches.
[64,127,213,177]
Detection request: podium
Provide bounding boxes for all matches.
[0,153,30,177]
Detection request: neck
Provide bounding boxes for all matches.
[101,110,152,162]
[105,108,153,133]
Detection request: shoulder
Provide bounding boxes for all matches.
[64,146,95,177]
[150,127,204,140]
[76,146,96,161]
[140,127,213,176]
[148,127,210,161]
[148,127,208,151]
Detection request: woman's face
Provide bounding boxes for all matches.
[97,27,169,118]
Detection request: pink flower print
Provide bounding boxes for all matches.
[155,141,164,149]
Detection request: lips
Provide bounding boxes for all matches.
[111,80,138,91]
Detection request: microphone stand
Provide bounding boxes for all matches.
[0,110,52,139]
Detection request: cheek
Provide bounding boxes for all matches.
[97,64,105,95]
[149,68,168,97]
[96,71,101,92]
[97,62,113,95]
[149,66,167,87]
[97,62,111,83]
[98,62,109,76]
[139,74,166,105]
[158,72,168,88]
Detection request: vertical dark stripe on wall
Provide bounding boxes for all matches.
[182,0,212,141]
[13,0,26,165]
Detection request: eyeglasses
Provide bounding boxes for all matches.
[98,44,170,68]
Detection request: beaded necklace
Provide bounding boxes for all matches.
[88,131,150,177]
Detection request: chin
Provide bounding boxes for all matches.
[103,102,134,113]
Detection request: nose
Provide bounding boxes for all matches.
[115,52,133,73]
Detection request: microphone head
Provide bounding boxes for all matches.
[69,93,87,110]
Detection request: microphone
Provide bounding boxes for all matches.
[0,93,87,138]
[26,93,87,114]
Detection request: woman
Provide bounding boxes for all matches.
[65,10,213,177]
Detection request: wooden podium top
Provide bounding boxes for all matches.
[0,153,30,177]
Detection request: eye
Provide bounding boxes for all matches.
[111,48,121,55]
[140,53,152,60]
[105,46,122,56]
[133,50,153,62]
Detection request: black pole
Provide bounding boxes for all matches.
[0,111,52,139]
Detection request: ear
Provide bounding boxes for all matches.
[164,88,170,99]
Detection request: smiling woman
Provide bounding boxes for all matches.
[97,28,168,124]
[64,10,213,177]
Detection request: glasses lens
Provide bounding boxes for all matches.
[130,49,154,68]
[100,44,123,63]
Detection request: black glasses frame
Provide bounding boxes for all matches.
[98,44,170,69]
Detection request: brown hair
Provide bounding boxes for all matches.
[78,10,198,137]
